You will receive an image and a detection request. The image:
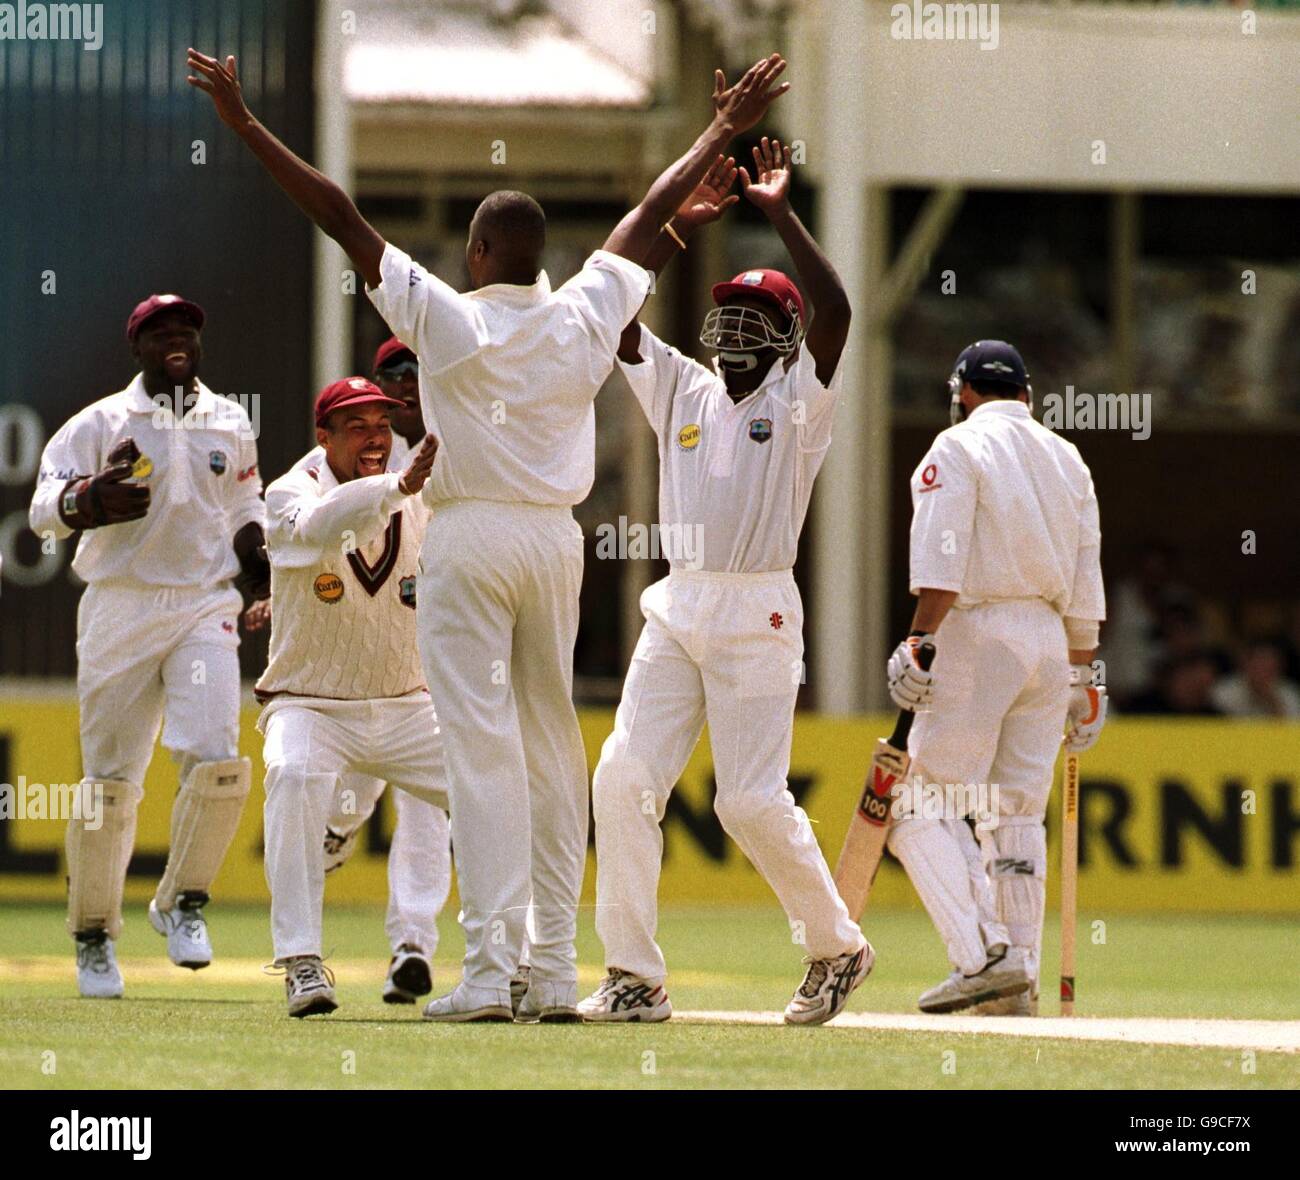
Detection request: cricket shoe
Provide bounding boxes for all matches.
[918,945,1031,1014]
[969,990,1036,1017]
[421,982,513,1023]
[784,941,875,1026]
[75,931,124,999]
[323,826,359,875]
[283,955,338,1018]
[514,977,580,1024]
[509,965,531,1018]
[383,944,433,1004]
[577,969,672,1023]
[148,891,213,969]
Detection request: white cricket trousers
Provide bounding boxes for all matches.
[416,499,587,991]
[887,599,1070,976]
[77,580,243,786]
[259,693,449,961]
[593,570,863,983]
[327,774,450,954]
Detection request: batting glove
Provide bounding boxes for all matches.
[887,632,936,712]
[1064,665,1107,753]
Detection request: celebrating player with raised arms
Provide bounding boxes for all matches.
[579,138,869,1026]
[885,340,1106,1015]
[29,294,266,998]
[187,46,790,1022]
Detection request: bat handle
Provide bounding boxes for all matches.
[886,641,937,748]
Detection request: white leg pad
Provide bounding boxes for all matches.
[982,819,1047,988]
[154,757,252,909]
[66,779,142,939]
[888,816,1006,976]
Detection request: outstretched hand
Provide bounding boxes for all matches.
[399,433,439,496]
[186,49,253,129]
[740,137,793,216]
[712,54,789,136]
[674,155,740,232]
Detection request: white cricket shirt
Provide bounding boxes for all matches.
[617,324,843,573]
[908,400,1106,625]
[256,459,428,702]
[29,376,264,587]
[366,242,651,507]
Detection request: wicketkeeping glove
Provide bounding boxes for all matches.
[887,632,937,712]
[57,437,151,529]
[1064,665,1107,753]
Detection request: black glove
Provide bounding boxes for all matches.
[232,521,271,602]
[57,437,150,529]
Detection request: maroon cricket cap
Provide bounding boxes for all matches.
[314,376,405,428]
[126,293,205,343]
[711,269,805,328]
[373,336,416,372]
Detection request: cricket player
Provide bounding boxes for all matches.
[187,46,791,1021]
[29,294,266,998]
[578,139,868,1025]
[255,376,445,1018]
[288,337,451,1005]
[885,340,1107,1015]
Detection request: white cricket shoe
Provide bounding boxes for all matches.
[382,943,432,1004]
[577,969,672,1023]
[784,941,875,1026]
[514,977,580,1024]
[148,891,212,969]
[509,965,531,1018]
[421,982,513,1023]
[283,955,338,1018]
[323,826,359,875]
[75,932,123,999]
[918,945,1032,1014]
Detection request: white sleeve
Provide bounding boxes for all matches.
[29,411,103,541]
[229,413,265,533]
[787,344,844,452]
[1065,476,1106,625]
[908,433,977,596]
[557,250,653,358]
[265,472,408,569]
[615,323,693,435]
[366,242,489,377]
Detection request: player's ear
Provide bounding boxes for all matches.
[314,425,330,448]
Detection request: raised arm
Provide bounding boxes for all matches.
[186,50,385,288]
[603,54,788,265]
[740,137,851,383]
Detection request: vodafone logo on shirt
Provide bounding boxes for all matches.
[918,463,943,493]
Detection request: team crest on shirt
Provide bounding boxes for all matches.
[399,575,417,608]
[677,423,701,451]
[314,572,345,603]
[749,418,772,444]
[209,450,227,475]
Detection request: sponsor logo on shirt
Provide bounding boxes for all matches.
[918,462,942,493]
[399,575,417,608]
[236,463,258,482]
[749,417,772,444]
[770,611,783,631]
[677,423,701,451]
[221,620,235,633]
[209,450,227,475]
[314,572,345,604]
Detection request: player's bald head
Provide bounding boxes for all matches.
[466,190,546,288]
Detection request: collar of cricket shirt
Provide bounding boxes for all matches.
[469,270,552,306]
[968,399,1031,419]
[125,374,221,422]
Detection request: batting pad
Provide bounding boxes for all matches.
[66,778,143,940]
[983,819,1047,986]
[154,757,252,909]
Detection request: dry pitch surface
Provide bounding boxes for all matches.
[1,904,1295,1090]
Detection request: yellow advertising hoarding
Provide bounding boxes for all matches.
[1,692,1296,913]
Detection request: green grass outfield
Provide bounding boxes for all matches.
[1,903,1295,1090]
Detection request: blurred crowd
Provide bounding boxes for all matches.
[1105,544,1300,718]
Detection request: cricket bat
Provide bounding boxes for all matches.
[833,642,936,922]
[1059,750,1080,1016]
